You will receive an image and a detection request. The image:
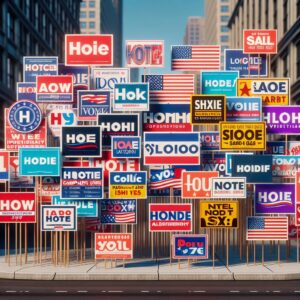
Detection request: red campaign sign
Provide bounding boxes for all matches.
[149,203,192,232]
[289,224,300,239]
[5,109,47,151]
[296,204,300,227]
[65,34,113,66]
[41,177,60,203]
[243,30,277,54]
[0,151,9,181]
[0,192,36,223]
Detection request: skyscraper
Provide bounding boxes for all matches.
[183,16,206,45]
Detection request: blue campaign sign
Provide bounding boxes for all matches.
[265,141,285,154]
[201,153,226,176]
[201,71,239,96]
[225,153,253,175]
[173,235,208,259]
[100,199,137,224]
[226,97,262,122]
[112,136,141,158]
[19,147,60,176]
[61,167,103,199]
[113,83,149,111]
[78,90,110,121]
[200,132,219,151]
[23,56,58,82]
[231,155,273,183]
[224,49,267,77]
[17,83,36,101]
[52,195,98,217]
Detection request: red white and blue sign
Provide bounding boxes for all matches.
[100,199,137,224]
[61,126,102,157]
[224,49,267,77]
[78,90,110,120]
[17,82,36,101]
[172,234,208,259]
[61,167,103,199]
[0,151,9,180]
[200,132,220,151]
[23,56,58,82]
[149,168,181,190]
[52,195,98,217]
[201,153,226,175]
[149,203,192,232]
[143,103,191,132]
[98,114,139,147]
[255,184,295,215]
[8,100,42,133]
[143,133,200,165]
[265,141,285,155]
[112,136,141,158]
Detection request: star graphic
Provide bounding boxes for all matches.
[239,83,251,96]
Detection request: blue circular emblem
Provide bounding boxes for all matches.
[8,100,42,133]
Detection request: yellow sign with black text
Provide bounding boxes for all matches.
[200,201,239,228]
[220,122,266,151]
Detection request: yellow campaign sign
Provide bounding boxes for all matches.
[109,184,147,199]
[200,201,239,228]
[237,78,289,106]
[220,122,266,151]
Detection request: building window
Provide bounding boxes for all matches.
[89,11,95,18]
[271,61,277,77]
[80,2,86,8]
[283,0,288,32]
[80,22,86,29]
[7,11,16,42]
[7,57,15,89]
[252,1,255,28]
[283,52,289,77]
[221,26,229,32]
[221,35,229,42]
[89,1,95,8]
[297,42,300,78]
[80,12,86,18]
[258,0,261,28]
[273,0,277,29]
[89,22,95,29]
[221,5,229,12]
[265,0,269,28]
[221,15,229,22]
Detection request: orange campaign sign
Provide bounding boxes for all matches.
[95,233,133,259]
[182,171,219,199]
[243,29,277,54]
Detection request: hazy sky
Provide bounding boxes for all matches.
[123,0,205,74]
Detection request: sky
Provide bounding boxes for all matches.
[123,0,205,74]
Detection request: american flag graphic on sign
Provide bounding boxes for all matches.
[171,45,221,71]
[81,94,108,104]
[246,217,288,241]
[101,212,136,224]
[149,168,182,190]
[143,74,194,104]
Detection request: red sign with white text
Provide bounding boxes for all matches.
[243,30,277,54]
[0,192,36,223]
[5,109,47,152]
[95,233,133,259]
[65,34,113,66]
[296,204,300,227]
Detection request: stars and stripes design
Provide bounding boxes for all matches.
[143,74,194,104]
[81,94,108,105]
[149,168,182,190]
[246,217,288,241]
[171,45,221,71]
[101,212,136,224]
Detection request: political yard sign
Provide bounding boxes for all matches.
[112,136,141,158]
[211,177,246,199]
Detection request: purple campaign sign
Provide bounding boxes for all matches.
[263,106,300,135]
[255,184,295,214]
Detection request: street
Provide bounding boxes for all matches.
[1,280,300,299]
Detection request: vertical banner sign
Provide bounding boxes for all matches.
[143,133,200,165]
[92,68,130,91]
[201,71,239,96]
[111,136,141,158]
[220,122,266,151]
[191,95,225,124]
[182,171,219,199]
[226,97,262,122]
[126,40,164,68]
[143,103,192,132]
[0,151,9,180]
[172,235,208,259]
[199,201,239,228]
[61,126,102,157]
[98,114,139,147]
[211,177,246,198]
[78,90,110,121]
[61,167,103,199]
[231,155,273,183]
[113,83,149,111]
[17,82,36,101]
[237,79,289,106]
[100,199,137,224]
[65,34,113,66]
[109,171,147,199]
[149,203,192,232]
[41,205,77,231]
[52,196,98,218]
[255,184,295,214]
[36,75,73,102]
[243,29,277,54]
[224,49,267,77]
[200,132,220,151]
[95,233,133,259]
[0,192,36,223]
[23,56,58,82]
[19,147,60,176]
[263,106,300,134]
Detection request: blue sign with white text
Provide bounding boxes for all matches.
[112,136,141,158]
[19,148,60,176]
[17,83,36,101]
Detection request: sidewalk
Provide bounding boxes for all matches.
[0,245,299,280]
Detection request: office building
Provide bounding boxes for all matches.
[183,16,206,45]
